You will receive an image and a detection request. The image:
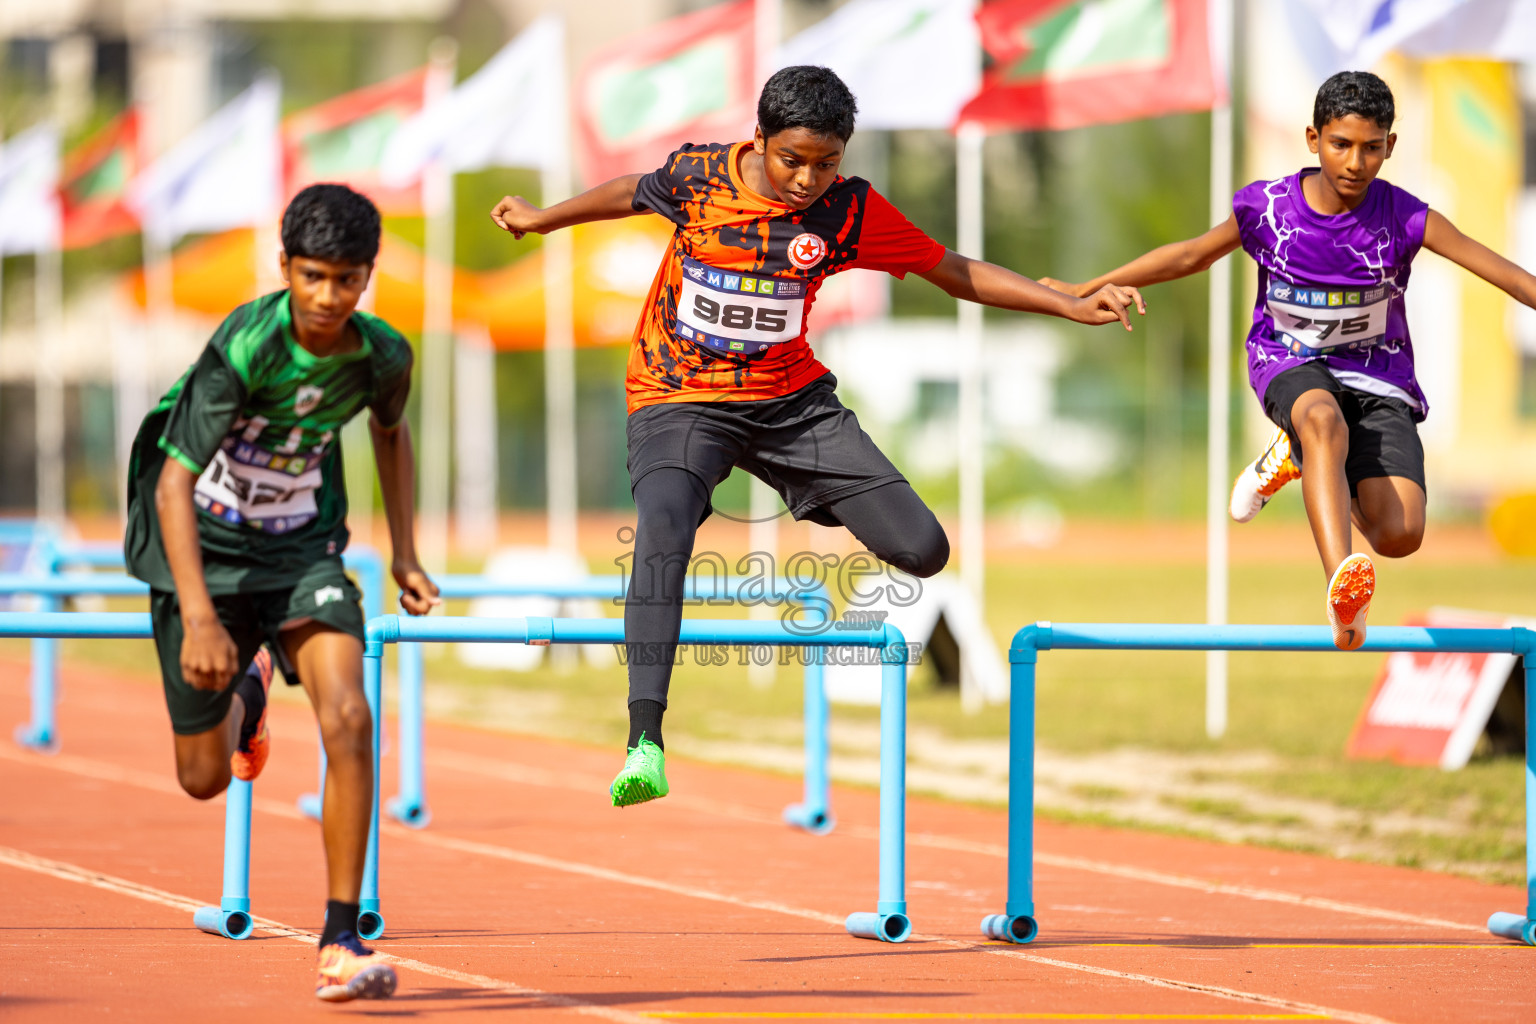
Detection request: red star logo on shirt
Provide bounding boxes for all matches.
[787,233,827,270]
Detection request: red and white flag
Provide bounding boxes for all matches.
[957,0,1221,131]
[574,0,755,186]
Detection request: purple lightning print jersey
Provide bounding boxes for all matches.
[1233,169,1431,420]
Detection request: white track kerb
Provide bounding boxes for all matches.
[996,621,1536,948]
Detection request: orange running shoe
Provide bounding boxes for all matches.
[315,932,397,1002]
[1326,553,1375,651]
[1229,426,1301,523]
[230,647,273,782]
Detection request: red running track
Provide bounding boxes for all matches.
[0,655,1530,1023]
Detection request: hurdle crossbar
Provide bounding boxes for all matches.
[987,621,1536,948]
[356,613,910,944]
[5,548,385,754]
[360,574,835,836]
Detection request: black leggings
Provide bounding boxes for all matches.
[624,469,949,706]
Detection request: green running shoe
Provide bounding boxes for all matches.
[610,734,669,807]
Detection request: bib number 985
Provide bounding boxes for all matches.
[692,294,788,333]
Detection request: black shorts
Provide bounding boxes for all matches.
[150,557,365,735]
[1262,361,1426,498]
[626,373,906,527]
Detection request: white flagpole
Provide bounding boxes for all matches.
[542,19,578,560]
[956,120,986,711]
[419,37,458,575]
[35,242,65,525]
[1205,0,1235,739]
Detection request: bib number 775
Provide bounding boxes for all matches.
[1284,311,1371,342]
[692,294,788,333]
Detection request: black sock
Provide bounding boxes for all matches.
[234,659,268,750]
[320,900,359,948]
[628,699,664,751]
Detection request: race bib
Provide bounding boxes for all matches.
[1267,280,1392,357]
[193,441,322,534]
[675,257,806,356]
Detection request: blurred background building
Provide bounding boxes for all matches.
[0,0,1533,550]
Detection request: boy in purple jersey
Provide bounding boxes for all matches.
[1043,71,1536,650]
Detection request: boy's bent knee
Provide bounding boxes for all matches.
[1373,526,1423,559]
[885,522,950,579]
[1296,399,1346,440]
[176,761,230,800]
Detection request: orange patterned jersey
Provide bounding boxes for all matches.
[626,141,945,413]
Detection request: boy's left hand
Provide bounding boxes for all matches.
[1069,284,1146,331]
[394,560,442,616]
[1038,277,1088,297]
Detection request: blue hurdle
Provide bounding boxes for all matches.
[0,611,335,940]
[5,547,386,754]
[367,574,835,835]
[992,622,1536,948]
[355,614,911,943]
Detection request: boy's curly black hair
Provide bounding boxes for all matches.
[281,183,381,265]
[1313,71,1395,132]
[758,65,858,142]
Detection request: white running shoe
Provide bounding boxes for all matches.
[1326,553,1375,652]
[1230,426,1301,523]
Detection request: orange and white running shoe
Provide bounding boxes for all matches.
[1229,426,1301,523]
[1326,553,1375,651]
[315,932,397,1002]
[230,647,273,782]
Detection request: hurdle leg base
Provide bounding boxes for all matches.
[845,911,911,943]
[13,723,57,753]
[296,793,323,822]
[385,796,432,829]
[358,900,385,941]
[194,903,254,940]
[981,913,1038,944]
[1488,912,1536,945]
[782,802,835,835]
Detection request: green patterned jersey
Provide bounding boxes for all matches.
[125,290,413,594]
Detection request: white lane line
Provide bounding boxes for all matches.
[0,844,648,1024]
[427,750,1486,934]
[1,748,1400,1024]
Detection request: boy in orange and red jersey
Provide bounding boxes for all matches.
[492,66,1144,805]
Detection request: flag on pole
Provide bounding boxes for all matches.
[380,17,563,184]
[957,0,1220,131]
[61,111,140,249]
[574,0,755,185]
[775,0,980,130]
[284,67,428,215]
[1285,0,1536,71]
[130,75,281,245]
[0,124,63,255]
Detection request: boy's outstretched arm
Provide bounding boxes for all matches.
[370,414,441,616]
[1040,214,1242,298]
[490,174,645,240]
[1423,210,1536,309]
[919,251,1147,331]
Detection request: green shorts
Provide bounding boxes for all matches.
[150,556,365,735]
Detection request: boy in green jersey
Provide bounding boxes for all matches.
[124,184,440,1002]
